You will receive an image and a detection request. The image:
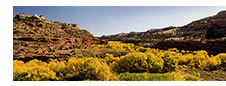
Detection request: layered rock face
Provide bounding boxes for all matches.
[13,13,100,59]
[181,11,226,39]
[184,11,226,29]
[101,11,226,41]
[100,11,226,55]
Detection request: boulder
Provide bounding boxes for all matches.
[32,14,40,19]
[14,13,30,20]
[40,15,45,20]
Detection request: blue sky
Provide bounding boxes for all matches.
[13,6,226,37]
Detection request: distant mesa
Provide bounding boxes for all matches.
[100,10,226,41]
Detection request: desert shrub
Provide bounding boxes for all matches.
[189,50,211,69]
[13,40,225,81]
[92,41,137,52]
[119,72,148,81]
[206,56,221,70]
[14,58,119,81]
[104,53,120,65]
[13,59,56,81]
[115,52,149,73]
[113,52,163,73]
[49,59,66,73]
[143,48,162,56]
[186,52,224,70]
[178,54,195,65]
[96,49,129,58]
[159,51,181,72]
[72,48,129,58]
[64,57,118,81]
[215,53,226,67]
[168,48,180,53]
[145,53,164,72]
[103,53,120,72]
[48,59,66,80]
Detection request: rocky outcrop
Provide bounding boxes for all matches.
[13,13,101,59]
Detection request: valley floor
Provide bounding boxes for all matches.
[13,41,226,81]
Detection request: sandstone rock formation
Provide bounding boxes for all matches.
[13,13,101,60]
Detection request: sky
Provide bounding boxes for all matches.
[13,6,226,37]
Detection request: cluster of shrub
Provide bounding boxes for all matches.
[13,41,226,81]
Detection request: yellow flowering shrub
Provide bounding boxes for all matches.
[104,53,120,65]
[49,60,66,73]
[116,52,149,73]
[168,48,180,53]
[64,57,118,81]
[178,54,195,65]
[159,51,181,72]
[185,50,222,70]
[207,56,221,69]
[114,52,164,73]
[13,59,56,81]
[48,59,66,80]
[145,53,164,72]
[215,53,226,67]
[144,48,162,55]
[92,41,137,52]
[13,41,225,81]
[190,51,210,69]
[14,58,119,81]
